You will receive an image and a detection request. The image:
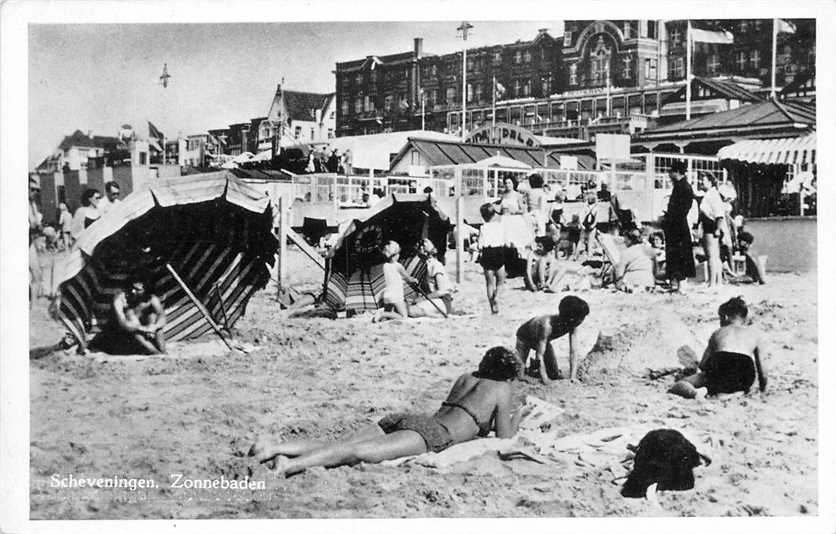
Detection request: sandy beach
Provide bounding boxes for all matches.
[29,249,818,519]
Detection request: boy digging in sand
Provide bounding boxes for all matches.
[515,295,590,385]
[668,296,768,399]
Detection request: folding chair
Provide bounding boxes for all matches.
[594,230,622,285]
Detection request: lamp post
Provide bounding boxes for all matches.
[457,21,473,141]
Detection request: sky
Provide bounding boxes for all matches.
[28,21,563,168]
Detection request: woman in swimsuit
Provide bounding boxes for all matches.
[249,346,526,477]
[497,176,524,215]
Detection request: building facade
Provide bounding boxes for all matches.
[334,19,814,141]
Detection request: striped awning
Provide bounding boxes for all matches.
[717,132,816,166]
[54,171,278,347]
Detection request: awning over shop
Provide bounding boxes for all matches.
[717,132,816,166]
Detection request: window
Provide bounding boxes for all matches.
[622,55,632,79]
[493,51,502,65]
[736,51,747,71]
[363,95,374,112]
[671,57,684,78]
[523,50,531,63]
[707,53,720,76]
[740,21,749,32]
[446,86,456,104]
[294,126,302,139]
[623,21,633,39]
[310,128,315,140]
[522,79,531,96]
[475,83,483,103]
[514,50,522,64]
[466,83,473,102]
[541,75,552,96]
[564,29,572,43]
[354,98,363,114]
[750,49,761,69]
[354,74,363,85]
[569,63,578,85]
[645,58,657,81]
[670,27,682,47]
[513,79,521,96]
[431,89,438,106]
[341,100,349,116]
[754,20,763,32]
[139,152,147,165]
[384,94,394,112]
[330,111,335,119]
[327,129,334,139]
[647,20,657,39]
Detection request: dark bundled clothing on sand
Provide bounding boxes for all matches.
[622,429,707,498]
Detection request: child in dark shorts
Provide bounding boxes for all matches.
[477,203,513,313]
[669,297,768,398]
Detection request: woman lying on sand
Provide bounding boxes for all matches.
[249,346,526,477]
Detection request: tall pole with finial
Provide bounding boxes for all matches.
[457,21,473,141]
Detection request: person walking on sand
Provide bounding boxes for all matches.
[668,296,768,399]
[515,295,590,384]
[372,241,419,322]
[248,346,528,477]
[477,203,511,314]
[663,159,696,292]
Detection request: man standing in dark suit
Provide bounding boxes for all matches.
[663,159,696,292]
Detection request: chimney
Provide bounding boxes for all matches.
[414,37,423,58]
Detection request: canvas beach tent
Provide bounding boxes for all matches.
[323,194,453,313]
[53,171,278,347]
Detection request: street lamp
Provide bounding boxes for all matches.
[457,21,473,141]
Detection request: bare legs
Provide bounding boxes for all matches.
[249,425,428,477]
[249,424,383,462]
[373,301,409,322]
[483,267,506,314]
[703,234,722,287]
[668,372,708,399]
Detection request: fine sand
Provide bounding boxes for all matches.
[29,249,818,518]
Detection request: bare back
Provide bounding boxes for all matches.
[434,373,513,442]
[701,324,762,366]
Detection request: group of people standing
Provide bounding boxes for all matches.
[663,160,764,292]
[28,180,122,304]
[305,147,351,175]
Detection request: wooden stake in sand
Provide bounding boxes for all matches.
[166,263,234,352]
[276,195,289,300]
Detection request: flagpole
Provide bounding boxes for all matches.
[686,20,692,121]
[770,19,778,98]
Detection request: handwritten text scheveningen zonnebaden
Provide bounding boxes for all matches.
[50,473,265,491]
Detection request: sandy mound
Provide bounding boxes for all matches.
[578,314,702,379]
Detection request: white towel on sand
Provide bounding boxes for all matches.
[383,396,719,474]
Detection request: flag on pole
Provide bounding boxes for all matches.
[775,19,796,34]
[148,121,164,142]
[690,28,734,44]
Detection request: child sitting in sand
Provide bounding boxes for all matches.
[409,238,453,317]
[248,346,527,477]
[515,295,590,384]
[373,241,419,322]
[668,296,768,399]
[730,231,766,285]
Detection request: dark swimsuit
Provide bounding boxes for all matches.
[378,414,453,453]
[701,351,756,395]
[441,401,492,437]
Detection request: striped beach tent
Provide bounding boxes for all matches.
[323,194,450,313]
[53,171,278,346]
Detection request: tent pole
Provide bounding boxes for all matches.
[165,263,234,351]
[455,167,464,284]
[276,195,288,300]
